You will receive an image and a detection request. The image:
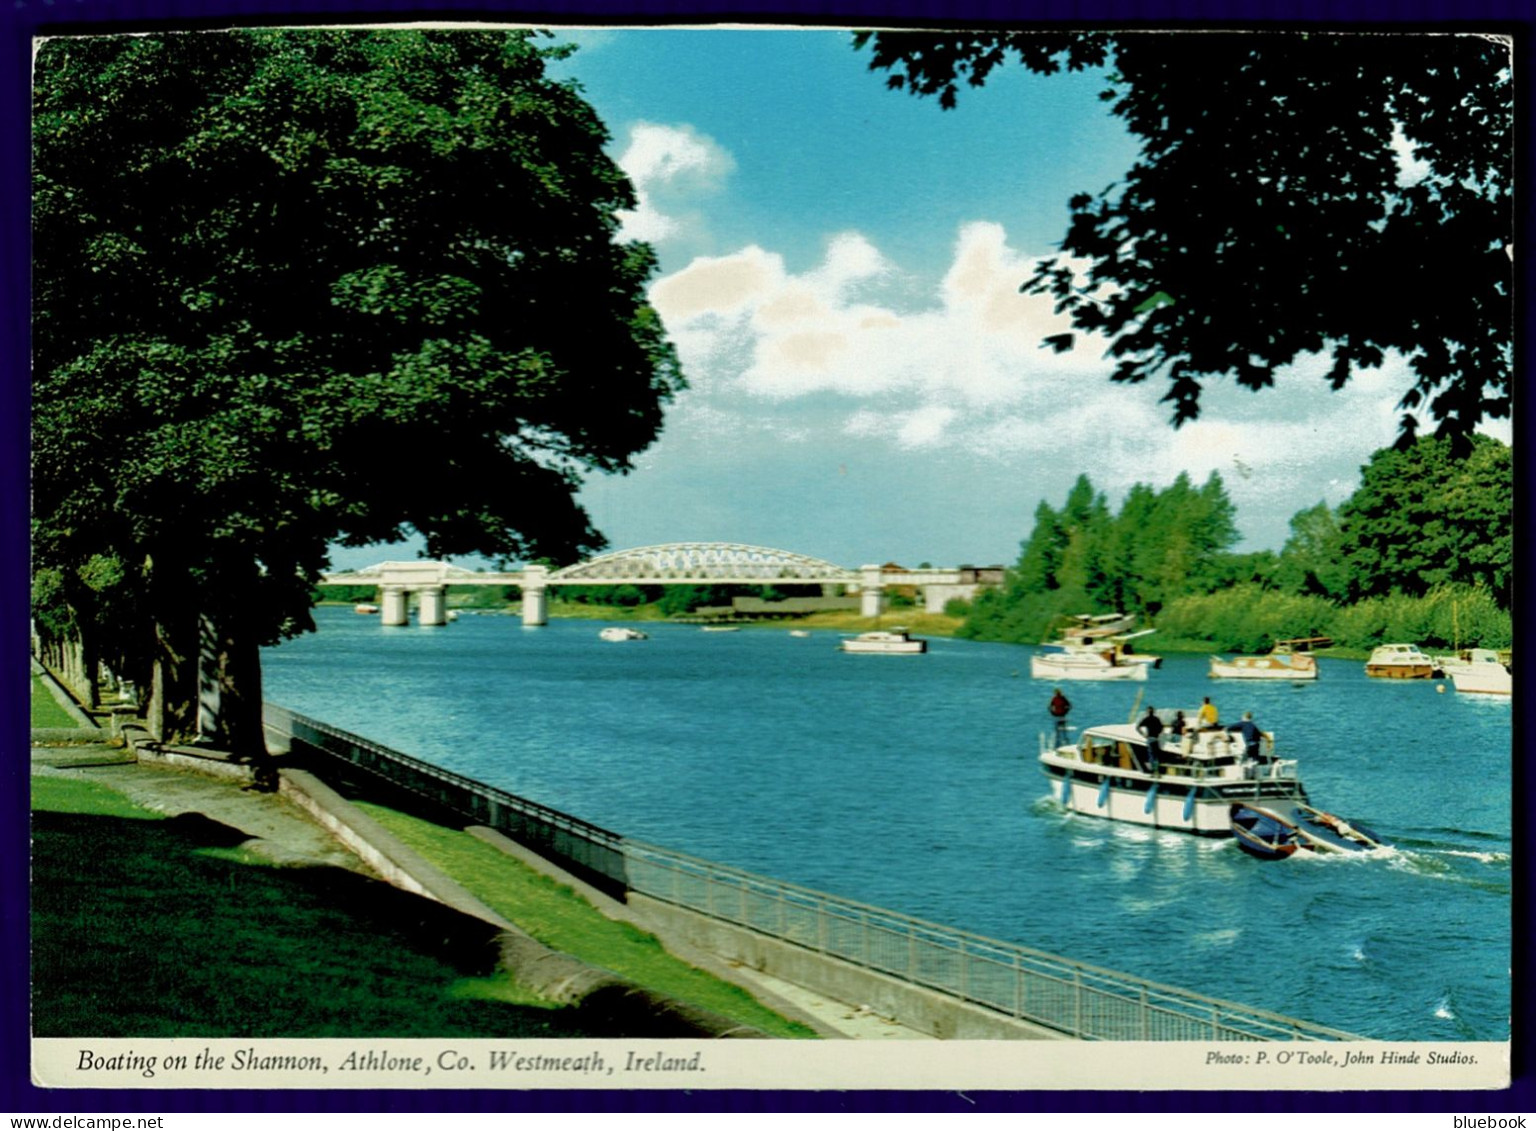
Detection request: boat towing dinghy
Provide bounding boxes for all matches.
[1231,801,1388,860]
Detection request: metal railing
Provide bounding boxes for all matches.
[621,841,1359,1042]
[265,703,1360,1042]
[263,705,628,893]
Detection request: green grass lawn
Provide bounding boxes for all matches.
[31,776,611,1038]
[31,675,81,729]
[357,803,818,1039]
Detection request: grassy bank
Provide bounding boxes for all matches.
[357,803,816,1039]
[30,768,812,1039]
[31,674,80,728]
[31,775,613,1038]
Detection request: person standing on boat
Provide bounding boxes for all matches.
[1227,711,1264,762]
[1198,696,1219,730]
[1048,688,1072,746]
[1137,706,1164,771]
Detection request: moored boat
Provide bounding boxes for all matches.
[700,625,741,633]
[1365,643,1438,679]
[354,603,380,615]
[1042,614,1162,669]
[840,629,926,654]
[598,626,649,642]
[1030,650,1147,681]
[1038,712,1384,850]
[1435,647,1501,678]
[1209,646,1318,681]
[1448,658,1512,696]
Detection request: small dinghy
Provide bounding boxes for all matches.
[1231,801,1386,860]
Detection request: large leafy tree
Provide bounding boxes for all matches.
[32,30,682,755]
[856,31,1512,447]
[1335,435,1512,606]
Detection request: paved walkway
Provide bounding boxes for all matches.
[32,745,369,873]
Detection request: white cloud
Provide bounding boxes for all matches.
[614,122,734,244]
[650,219,1500,548]
[652,221,1095,408]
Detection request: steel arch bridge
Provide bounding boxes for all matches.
[548,542,859,586]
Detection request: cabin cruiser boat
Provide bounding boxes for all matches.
[1231,802,1387,859]
[1448,656,1512,695]
[598,626,649,642]
[1365,643,1438,679]
[354,603,380,615]
[1038,711,1384,852]
[840,629,926,654]
[1042,614,1162,668]
[1030,650,1147,681]
[1435,647,1500,678]
[1209,643,1319,681]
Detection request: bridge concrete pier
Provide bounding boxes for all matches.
[859,565,885,619]
[418,586,447,627]
[521,565,549,627]
[380,585,410,627]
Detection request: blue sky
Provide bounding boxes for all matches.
[332,26,1510,574]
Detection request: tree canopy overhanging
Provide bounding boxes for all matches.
[32,29,682,752]
[855,30,1513,448]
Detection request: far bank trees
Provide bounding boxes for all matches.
[963,436,1512,650]
[32,30,682,756]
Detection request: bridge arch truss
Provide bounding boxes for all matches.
[547,542,859,586]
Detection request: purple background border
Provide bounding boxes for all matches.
[2,0,1529,1115]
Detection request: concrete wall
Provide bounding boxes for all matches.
[629,894,1066,1041]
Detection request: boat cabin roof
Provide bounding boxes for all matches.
[1076,718,1265,760]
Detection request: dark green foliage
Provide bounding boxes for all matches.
[1273,503,1350,600]
[965,433,1510,649]
[32,29,681,751]
[315,584,380,604]
[964,471,1240,643]
[1335,435,1512,605]
[857,31,1512,449]
[556,584,662,607]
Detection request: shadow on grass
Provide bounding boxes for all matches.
[32,807,619,1039]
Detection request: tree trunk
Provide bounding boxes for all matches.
[206,615,270,765]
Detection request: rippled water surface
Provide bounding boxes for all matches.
[264,610,1511,1039]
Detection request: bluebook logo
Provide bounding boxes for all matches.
[1453,1120,1526,1128]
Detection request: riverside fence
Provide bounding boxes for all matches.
[263,704,1361,1043]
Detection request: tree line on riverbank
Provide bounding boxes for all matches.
[956,435,1512,653]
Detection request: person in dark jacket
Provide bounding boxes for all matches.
[1048,688,1072,745]
[1136,706,1164,770]
[1227,711,1265,761]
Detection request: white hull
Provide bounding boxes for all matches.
[1030,654,1147,681]
[598,627,648,642]
[840,630,927,654]
[1052,774,1238,834]
[841,640,925,654]
[1209,656,1318,680]
[1449,665,1512,695]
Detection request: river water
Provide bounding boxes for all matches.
[262,609,1511,1040]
